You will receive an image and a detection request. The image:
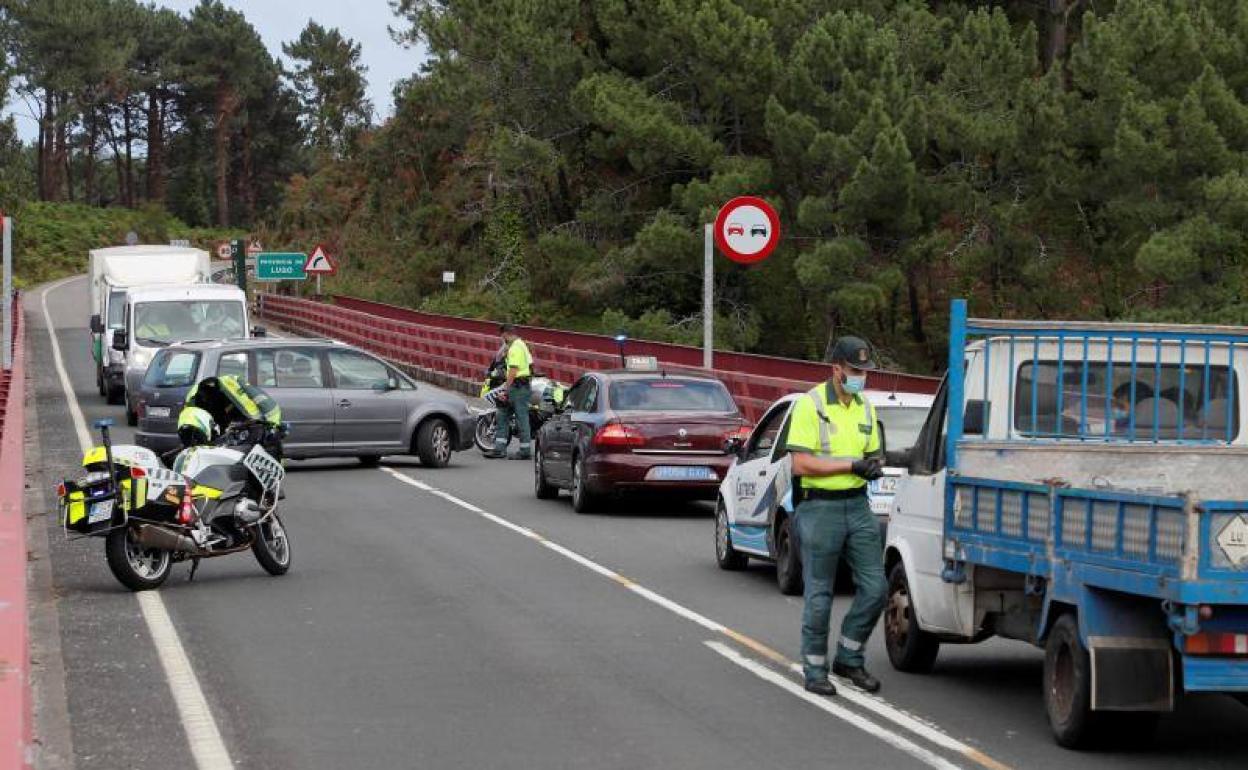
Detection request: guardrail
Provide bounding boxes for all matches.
[259,294,936,421]
[0,293,30,768]
[331,294,940,396]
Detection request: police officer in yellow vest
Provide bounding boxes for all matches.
[485,324,534,460]
[784,336,887,696]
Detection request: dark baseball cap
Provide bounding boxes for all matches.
[826,336,877,370]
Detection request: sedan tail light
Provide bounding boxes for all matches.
[722,425,753,443]
[593,422,646,447]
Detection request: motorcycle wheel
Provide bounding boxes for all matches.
[105,527,172,591]
[251,512,292,576]
[474,413,497,453]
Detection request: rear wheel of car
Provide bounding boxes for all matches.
[534,443,558,499]
[359,455,382,467]
[715,500,748,570]
[416,417,453,468]
[571,454,599,514]
[104,379,123,405]
[96,365,105,396]
[884,563,940,673]
[126,403,138,426]
[775,514,803,595]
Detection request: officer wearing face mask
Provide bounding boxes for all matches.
[783,336,887,696]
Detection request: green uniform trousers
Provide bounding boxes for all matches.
[796,493,887,680]
[494,382,532,451]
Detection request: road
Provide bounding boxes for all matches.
[26,275,1248,770]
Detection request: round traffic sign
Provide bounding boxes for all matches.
[713,196,780,264]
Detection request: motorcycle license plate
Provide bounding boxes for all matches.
[88,499,114,524]
[647,466,717,481]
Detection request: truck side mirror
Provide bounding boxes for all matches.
[90,314,104,334]
[251,325,267,338]
[963,400,990,436]
[111,329,129,351]
[723,436,746,459]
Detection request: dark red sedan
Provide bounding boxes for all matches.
[533,368,751,512]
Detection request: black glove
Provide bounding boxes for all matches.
[851,456,885,481]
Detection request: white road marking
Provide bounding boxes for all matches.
[41,278,234,769]
[705,641,963,770]
[379,465,1011,770]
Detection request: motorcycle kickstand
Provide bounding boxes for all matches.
[188,556,201,582]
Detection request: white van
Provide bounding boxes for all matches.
[89,246,211,403]
[113,284,258,424]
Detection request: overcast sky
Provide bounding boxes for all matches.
[5,0,429,140]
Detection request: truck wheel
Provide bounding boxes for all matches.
[1045,613,1097,748]
[775,514,803,596]
[415,417,453,468]
[715,500,748,570]
[885,563,940,673]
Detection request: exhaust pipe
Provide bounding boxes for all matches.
[135,524,206,555]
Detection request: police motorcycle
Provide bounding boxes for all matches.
[55,411,292,591]
[471,355,566,452]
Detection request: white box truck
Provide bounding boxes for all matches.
[88,246,211,404]
[111,283,260,425]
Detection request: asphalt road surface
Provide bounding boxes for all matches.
[26,276,1248,769]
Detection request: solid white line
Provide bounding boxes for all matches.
[705,641,963,770]
[41,278,234,769]
[40,276,91,451]
[378,465,1005,768]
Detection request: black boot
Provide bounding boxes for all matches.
[804,678,837,697]
[832,662,881,693]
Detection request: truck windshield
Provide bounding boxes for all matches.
[107,290,126,329]
[133,300,245,345]
[877,406,926,450]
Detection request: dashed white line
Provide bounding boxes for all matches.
[41,277,234,769]
[379,464,1011,770]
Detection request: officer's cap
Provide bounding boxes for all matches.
[827,336,877,370]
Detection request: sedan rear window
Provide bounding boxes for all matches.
[609,379,736,412]
[143,350,200,388]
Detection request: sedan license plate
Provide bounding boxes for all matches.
[647,465,717,482]
[88,499,114,524]
[146,406,171,419]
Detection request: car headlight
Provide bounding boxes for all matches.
[130,348,153,370]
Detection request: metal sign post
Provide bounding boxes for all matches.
[2,216,10,370]
[703,223,713,369]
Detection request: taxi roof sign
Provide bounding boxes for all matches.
[624,355,659,371]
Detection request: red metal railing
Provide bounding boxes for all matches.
[260,295,936,422]
[0,294,30,768]
[332,294,940,396]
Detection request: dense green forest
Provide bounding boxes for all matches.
[6,0,1248,372]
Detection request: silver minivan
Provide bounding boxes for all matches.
[134,338,476,467]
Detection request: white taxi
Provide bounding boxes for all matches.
[714,389,934,594]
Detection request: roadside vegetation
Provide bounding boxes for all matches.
[6,1,1248,371]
